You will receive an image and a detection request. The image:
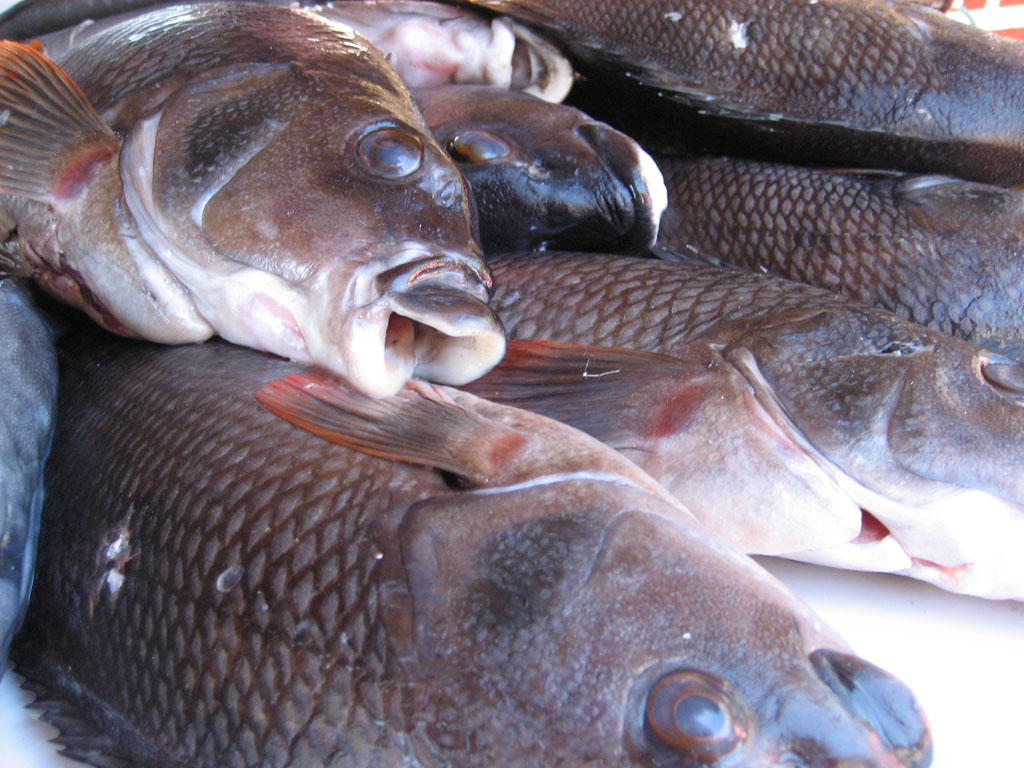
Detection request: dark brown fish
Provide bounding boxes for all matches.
[654,154,1024,360]
[471,253,1024,599]
[12,330,931,767]
[0,3,505,396]
[462,0,1024,184]
[414,84,666,253]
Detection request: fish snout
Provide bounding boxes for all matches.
[574,120,667,251]
[809,649,933,768]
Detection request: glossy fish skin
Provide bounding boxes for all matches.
[0,279,57,680]
[654,155,1024,360]
[414,84,666,254]
[484,253,1024,600]
[0,3,505,397]
[462,0,1024,184]
[13,332,930,767]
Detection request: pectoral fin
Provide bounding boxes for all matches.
[462,338,684,445]
[256,371,531,486]
[0,40,118,204]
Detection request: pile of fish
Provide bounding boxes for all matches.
[1,0,1024,765]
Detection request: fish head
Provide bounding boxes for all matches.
[722,306,1024,598]
[114,26,504,395]
[394,476,931,767]
[414,84,667,254]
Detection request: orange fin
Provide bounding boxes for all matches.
[256,370,530,486]
[463,338,683,445]
[0,40,118,203]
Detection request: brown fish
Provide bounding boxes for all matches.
[654,154,1024,360]
[0,3,505,396]
[463,0,1024,184]
[469,253,1024,599]
[11,329,931,767]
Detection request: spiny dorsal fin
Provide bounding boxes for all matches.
[256,371,534,487]
[0,40,118,204]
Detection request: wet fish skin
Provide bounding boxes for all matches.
[0,279,57,680]
[12,331,931,767]
[0,3,505,397]
[484,253,1024,599]
[414,84,666,254]
[461,0,1024,184]
[655,155,1024,360]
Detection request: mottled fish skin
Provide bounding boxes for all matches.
[12,331,930,767]
[414,84,666,254]
[461,0,1024,185]
[0,279,57,681]
[0,3,505,397]
[654,154,1024,360]
[485,253,1024,599]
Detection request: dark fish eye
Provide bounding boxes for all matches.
[645,670,745,762]
[357,127,423,178]
[447,130,512,163]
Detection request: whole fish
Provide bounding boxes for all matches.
[0,279,56,680]
[654,154,1024,360]
[12,330,931,767]
[413,84,666,253]
[459,0,1024,184]
[0,2,505,397]
[470,253,1024,600]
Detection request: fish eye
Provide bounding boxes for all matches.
[357,127,423,178]
[447,130,512,163]
[645,670,745,762]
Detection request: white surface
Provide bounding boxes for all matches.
[3,558,1022,767]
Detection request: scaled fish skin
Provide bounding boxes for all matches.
[414,84,667,254]
[0,279,56,681]
[14,331,931,767]
[476,253,1024,600]
[655,154,1024,361]
[0,2,505,397]
[462,0,1024,184]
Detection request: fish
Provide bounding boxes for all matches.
[11,327,931,767]
[0,2,505,397]
[466,252,1024,600]
[0,278,56,680]
[460,0,1024,185]
[653,154,1024,360]
[6,0,663,256]
[413,84,667,253]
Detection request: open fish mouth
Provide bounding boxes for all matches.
[724,331,1024,600]
[310,244,506,397]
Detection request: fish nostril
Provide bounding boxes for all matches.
[981,360,1024,396]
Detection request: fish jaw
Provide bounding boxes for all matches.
[304,246,507,396]
[317,0,574,101]
[722,308,1024,599]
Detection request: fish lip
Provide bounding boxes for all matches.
[809,649,933,768]
[573,121,667,252]
[317,242,504,396]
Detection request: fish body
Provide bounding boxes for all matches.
[477,253,1024,599]
[655,155,1024,360]
[413,84,666,253]
[13,330,930,767]
[0,2,505,396]
[463,0,1024,184]
[0,279,56,680]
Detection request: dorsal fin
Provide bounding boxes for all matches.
[0,40,118,204]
